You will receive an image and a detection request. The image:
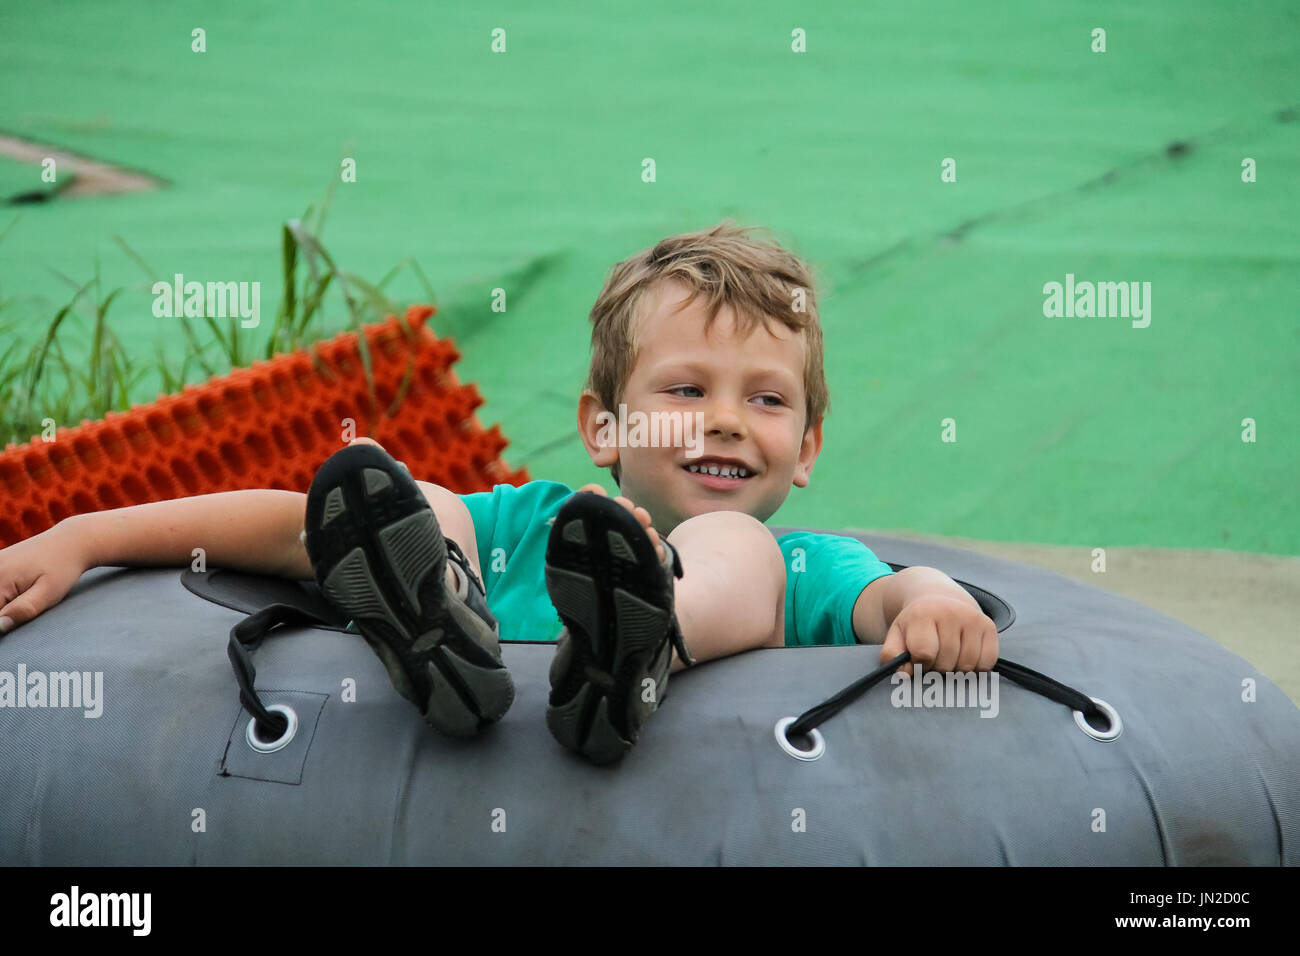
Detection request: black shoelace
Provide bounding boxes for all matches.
[659,538,695,667]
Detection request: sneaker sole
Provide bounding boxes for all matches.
[544,494,678,764]
[303,445,514,736]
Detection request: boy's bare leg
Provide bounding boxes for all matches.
[666,510,786,671]
[416,481,482,589]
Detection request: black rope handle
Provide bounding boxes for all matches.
[787,652,912,738]
[993,659,1098,714]
[786,652,1107,739]
[227,603,334,739]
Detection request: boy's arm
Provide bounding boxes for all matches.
[851,566,998,674]
[76,489,312,580]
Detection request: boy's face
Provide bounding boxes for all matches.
[578,279,823,535]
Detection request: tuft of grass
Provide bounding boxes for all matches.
[0,194,440,445]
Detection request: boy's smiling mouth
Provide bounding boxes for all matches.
[681,457,756,488]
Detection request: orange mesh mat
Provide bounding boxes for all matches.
[0,305,529,547]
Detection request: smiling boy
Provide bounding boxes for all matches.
[0,221,997,765]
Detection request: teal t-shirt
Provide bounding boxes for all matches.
[458,480,894,647]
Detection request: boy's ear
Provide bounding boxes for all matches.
[577,390,620,470]
[791,417,824,488]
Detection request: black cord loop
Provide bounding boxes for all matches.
[227,603,333,739]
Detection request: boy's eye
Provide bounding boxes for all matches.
[670,386,784,407]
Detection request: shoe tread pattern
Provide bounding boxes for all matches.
[544,492,680,764]
[304,444,513,736]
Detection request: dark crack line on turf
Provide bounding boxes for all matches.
[845,104,1299,275]
[0,130,166,203]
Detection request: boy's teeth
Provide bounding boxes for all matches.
[686,463,750,478]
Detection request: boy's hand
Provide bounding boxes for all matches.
[879,593,998,677]
[0,521,91,634]
[575,484,667,564]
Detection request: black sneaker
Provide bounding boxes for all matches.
[303,443,514,736]
[544,491,694,764]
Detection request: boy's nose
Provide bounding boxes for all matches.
[704,399,747,439]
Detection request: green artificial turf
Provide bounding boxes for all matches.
[0,0,1296,552]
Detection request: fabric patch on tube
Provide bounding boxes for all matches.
[220,690,328,785]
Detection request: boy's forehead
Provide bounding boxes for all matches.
[632,281,805,381]
[636,279,788,342]
[632,278,695,341]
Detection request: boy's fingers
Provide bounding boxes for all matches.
[646,527,665,562]
[932,618,962,672]
[906,620,941,672]
[955,624,984,672]
[978,625,999,671]
[610,501,664,559]
[577,484,607,496]
[0,576,53,629]
[880,620,909,675]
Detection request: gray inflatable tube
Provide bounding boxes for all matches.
[1,528,1296,865]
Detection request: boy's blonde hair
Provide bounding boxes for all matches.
[585,221,830,486]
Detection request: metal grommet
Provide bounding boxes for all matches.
[1073,696,1122,742]
[246,704,298,754]
[774,717,825,761]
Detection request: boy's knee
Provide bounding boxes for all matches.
[668,511,784,585]
[417,480,468,516]
[416,481,479,562]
